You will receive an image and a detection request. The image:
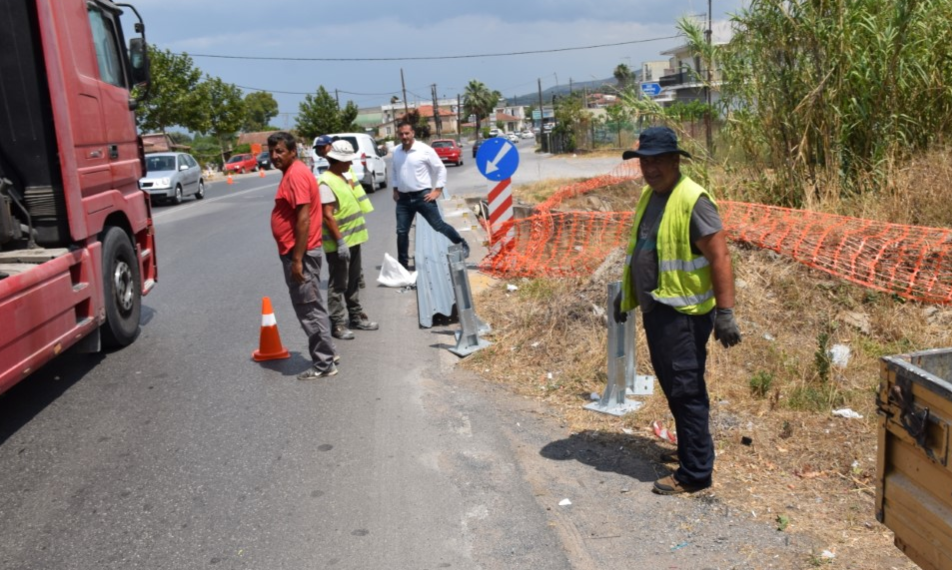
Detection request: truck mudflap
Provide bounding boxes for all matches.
[0,246,100,394]
[877,348,952,570]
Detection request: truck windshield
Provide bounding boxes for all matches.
[146,156,175,172]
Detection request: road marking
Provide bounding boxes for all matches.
[484,142,513,175]
[152,183,274,222]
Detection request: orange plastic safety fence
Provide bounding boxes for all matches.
[535,160,642,212]
[481,161,952,305]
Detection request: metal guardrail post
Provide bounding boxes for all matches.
[446,243,491,356]
[585,281,654,416]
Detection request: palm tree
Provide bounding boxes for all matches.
[613,63,634,90]
[463,79,501,139]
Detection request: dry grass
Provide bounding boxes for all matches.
[464,155,952,568]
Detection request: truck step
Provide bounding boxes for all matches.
[0,248,70,264]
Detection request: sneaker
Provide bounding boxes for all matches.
[334,354,341,364]
[349,313,379,331]
[297,364,338,380]
[460,239,471,259]
[332,325,355,340]
[651,475,710,495]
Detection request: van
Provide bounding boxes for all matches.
[311,132,388,192]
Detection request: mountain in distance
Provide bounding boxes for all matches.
[503,72,646,106]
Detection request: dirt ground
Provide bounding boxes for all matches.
[458,165,952,569]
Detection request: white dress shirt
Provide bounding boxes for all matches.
[392,140,447,192]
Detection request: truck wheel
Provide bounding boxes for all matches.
[195,179,205,200]
[173,184,183,204]
[101,227,141,348]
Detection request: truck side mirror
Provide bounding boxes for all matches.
[129,38,150,90]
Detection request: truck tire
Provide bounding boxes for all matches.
[101,227,141,348]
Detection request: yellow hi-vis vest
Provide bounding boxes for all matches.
[319,170,369,252]
[346,166,374,214]
[620,175,716,316]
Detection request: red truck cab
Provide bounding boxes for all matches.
[0,0,155,394]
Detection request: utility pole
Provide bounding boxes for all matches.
[569,78,573,94]
[537,78,544,131]
[430,83,442,138]
[704,0,713,157]
[400,68,409,122]
[457,93,462,143]
[334,89,340,108]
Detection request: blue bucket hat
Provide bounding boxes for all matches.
[313,134,334,148]
[622,126,691,160]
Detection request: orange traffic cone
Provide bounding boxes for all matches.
[252,296,290,361]
[227,173,234,185]
[258,168,265,178]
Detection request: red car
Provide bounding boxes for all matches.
[431,139,463,166]
[223,153,258,174]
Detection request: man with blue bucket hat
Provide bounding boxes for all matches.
[614,126,742,495]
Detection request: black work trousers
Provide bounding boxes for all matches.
[642,303,716,486]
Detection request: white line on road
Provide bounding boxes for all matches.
[152,183,274,223]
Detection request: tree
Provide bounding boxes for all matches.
[242,91,279,132]
[404,109,431,139]
[613,63,634,90]
[294,86,358,140]
[195,76,246,165]
[462,80,501,140]
[135,46,204,133]
[604,103,631,147]
[552,92,589,152]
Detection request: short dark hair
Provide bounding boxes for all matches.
[396,120,413,130]
[267,131,297,151]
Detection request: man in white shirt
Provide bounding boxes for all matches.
[391,121,469,269]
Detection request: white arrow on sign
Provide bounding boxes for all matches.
[485,141,514,175]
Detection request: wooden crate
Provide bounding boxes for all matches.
[878,348,952,570]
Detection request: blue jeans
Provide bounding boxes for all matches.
[395,190,463,268]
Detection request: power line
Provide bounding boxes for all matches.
[178,35,680,63]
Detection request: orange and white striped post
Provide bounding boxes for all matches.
[487,177,514,246]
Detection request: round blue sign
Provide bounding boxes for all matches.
[476,137,520,181]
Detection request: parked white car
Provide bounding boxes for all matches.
[139,152,205,205]
[506,132,520,143]
[311,132,388,192]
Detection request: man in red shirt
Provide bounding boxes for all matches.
[267,131,338,379]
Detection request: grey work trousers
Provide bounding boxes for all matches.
[326,243,364,328]
[280,248,336,371]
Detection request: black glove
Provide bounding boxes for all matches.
[613,291,628,323]
[714,307,742,348]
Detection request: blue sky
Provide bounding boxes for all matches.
[129,1,746,126]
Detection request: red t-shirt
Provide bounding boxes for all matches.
[270,160,322,255]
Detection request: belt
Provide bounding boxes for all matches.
[402,188,431,194]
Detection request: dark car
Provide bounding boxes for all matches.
[472,140,481,159]
[256,151,271,170]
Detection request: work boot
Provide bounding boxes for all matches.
[651,475,710,495]
[349,313,379,331]
[332,325,355,340]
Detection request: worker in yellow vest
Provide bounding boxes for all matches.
[314,134,375,288]
[319,140,379,340]
[613,126,742,496]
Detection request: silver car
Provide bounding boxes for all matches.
[139,152,205,205]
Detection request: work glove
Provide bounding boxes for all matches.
[336,239,351,262]
[613,291,628,323]
[714,307,742,348]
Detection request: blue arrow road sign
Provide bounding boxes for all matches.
[641,82,662,97]
[476,136,520,181]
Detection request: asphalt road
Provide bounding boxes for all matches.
[0,144,815,570]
